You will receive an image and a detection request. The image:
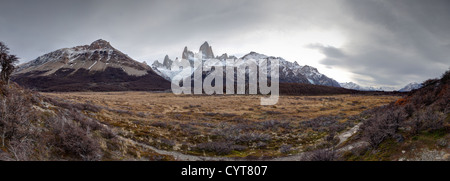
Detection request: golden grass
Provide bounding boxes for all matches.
[44,92,396,120]
[42,92,400,158]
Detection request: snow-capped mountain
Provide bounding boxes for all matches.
[299,65,341,87]
[13,39,170,91]
[240,51,310,84]
[16,39,151,76]
[339,82,396,91]
[150,55,181,81]
[339,82,366,91]
[151,42,341,87]
[399,82,422,92]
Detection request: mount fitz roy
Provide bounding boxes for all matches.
[12,39,170,91]
[151,41,341,88]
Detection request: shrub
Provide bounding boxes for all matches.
[231,123,256,132]
[259,120,291,130]
[44,97,102,112]
[0,92,35,160]
[67,109,103,131]
[265,111,281,115]
[408,108,444,135]
[137,112,147,118]
[179,123,200,136]
[159,138,175,147]
[306,149,336,161]
[204,112,218,116]
[441,69,450,83]
[80,101,102,112]
[299,116,341,132]
[108,108,133,115]
[230,132,272,144]
[403,103,415,118]
[325,132,336,142]
[280,144,292,154]
[395,98,407,106]
[49,116,101,161]
[361,108,405,148]
[256,142,267,148]
[422,79,439,88]
[195,142,234,155]
[150,121,170,129]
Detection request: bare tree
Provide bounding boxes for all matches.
[0,42,19,84]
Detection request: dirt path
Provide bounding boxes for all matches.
[337,123,362,146]
[272,123,364,161]
[118,136,239,161]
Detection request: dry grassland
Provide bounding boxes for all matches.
[43,92,400,158]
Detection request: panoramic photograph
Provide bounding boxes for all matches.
[0,0,449,177]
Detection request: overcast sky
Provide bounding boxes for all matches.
[1,0,449,89]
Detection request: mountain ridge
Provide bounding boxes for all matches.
[339,82,396,91]
[151,42,341,88]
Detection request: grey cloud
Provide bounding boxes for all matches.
[0,0,449,89]
[306,44,346,58]
[309,0,450,88]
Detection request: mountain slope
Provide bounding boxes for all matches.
[399,82,422,92]
[12,39,171,91]
[339,82,368,91]
[0,82,172,160]
[340,70,450,161]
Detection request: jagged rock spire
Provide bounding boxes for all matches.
[182,46,194,60]
[199,41,214,59]
[163,55,173,69]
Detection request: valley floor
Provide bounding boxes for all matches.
[42,92,399,160]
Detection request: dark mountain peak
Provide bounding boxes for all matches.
[199,41,214,59]
[163,55,173,69]
[182,46,194,60]
[301,65,318,72]
[201,41,210,47]
[217,53,228,60]
[89,39,113,50]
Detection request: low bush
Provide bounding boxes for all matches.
[150,121,170,129]
[280,144,292,154]
[408,108,445,135]
[229,132,272,145]
[361,108,405,148]
[305,149,336,161]
[0,90,35,160]
[195,142,246,155]
[49,116,101,161]
[259,120,291,130]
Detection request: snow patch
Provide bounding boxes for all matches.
[88,61,98,70]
